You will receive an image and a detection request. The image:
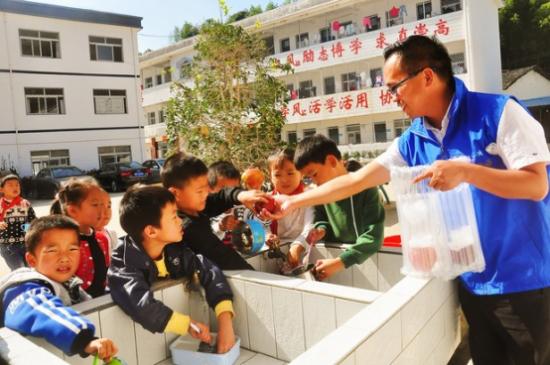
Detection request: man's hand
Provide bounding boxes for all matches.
[262,194,294,220]
[237,190,268,211]
[188,320,211,344]
[265,233,279,248]
[412,160,468,191]
[306,228,326,245]
[287,245,305,268]
[0,222,6,230]
[84,338,118,362]
[313,258,345,281]
[216,312,235,354]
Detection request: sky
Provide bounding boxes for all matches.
[29,0,275,52]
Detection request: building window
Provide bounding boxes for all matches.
[89,36,123,62]
[156,74,162,85]
[303,129,316,138]
[299,80,316,99]
[364,15,381,32]
[417,1,432,20]
[394,119,411,137]
[25,88,65,115]
[319,27,332,43]
[347,124,361,144]
[147,111,156,125]
[93,89,127,114]
[295,32,309,48]
[374,122,388,142]
[286,84,297,101]
[441,0,462,14]
[287,131,297,144]
[19,29,60,58]
[451,53,467,74]
[31,149,70,175]
[328,127,340,145]
[263,36,275,55]
[386,10,404,27]
[163,67,172,83]
[370,68,384,87]
[342,72,358,92]
[145,77,153,88]
[280,38,290,52]
[324,76,336,95]
[98,145,131,167]
[159,109,166,124]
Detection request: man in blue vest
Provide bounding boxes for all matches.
[268,36,550,364]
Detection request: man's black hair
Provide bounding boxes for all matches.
[207,160,241,188]
[161,152,208,188]
[25,215,80,255]
[119,184,176,243]
[383,35,454,91]
[294,134,341,170]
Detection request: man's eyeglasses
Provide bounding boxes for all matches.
[387,67,426,96]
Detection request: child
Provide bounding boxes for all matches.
[0,215,118,361]
[50,178,110,298]
[208,161,241,244]
[0,174,36,270]
[108,185,236,354]
[266,148,314,268]
[93,190,117,257]
[294,135,385,281]
[208,161,241,193]
[161,152,266,270]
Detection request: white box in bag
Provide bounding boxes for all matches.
[170,334,241,365]
[391,164,485,279]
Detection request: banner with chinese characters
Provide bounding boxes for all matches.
[273,12,463,73]
[283,86,402,124]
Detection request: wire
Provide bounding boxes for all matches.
[138,33,174,38]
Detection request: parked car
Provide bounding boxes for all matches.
[142,158,165,183]
[96,161,150,192]
[22,166,86,199]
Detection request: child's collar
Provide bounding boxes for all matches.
[273,182,305,196]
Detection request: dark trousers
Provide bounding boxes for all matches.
[458,282,550,365]
[0,243,27,270]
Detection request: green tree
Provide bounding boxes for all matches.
[165,21,292,171]
[265,2,278,11]
[172,22,200,42]
[499,0,550,70]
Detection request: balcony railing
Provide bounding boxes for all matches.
[271,11,464,74]
[144,122,167,139]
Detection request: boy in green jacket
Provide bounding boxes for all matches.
[294,135,385,280]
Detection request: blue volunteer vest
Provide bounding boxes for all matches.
[398,77,550,295]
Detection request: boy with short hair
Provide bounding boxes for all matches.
[207,160,241,193]
[0,215,117,361]
[0,174,36,270]
[108,185,236,353]
[162,152,266,270]
[294,135,385,280]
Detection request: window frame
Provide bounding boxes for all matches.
[341,72,358,92]
[93,89,127,115]
[89,36,123,63]
[98,145,132,168]
[25,87,65,115]
[416,1,433,20]
[19,29,61,59]
[346,124,362,144]
[280,37,291,53]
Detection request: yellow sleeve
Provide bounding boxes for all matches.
[214,300,235,318]
[154,256,169,278]
[164,312,190,336]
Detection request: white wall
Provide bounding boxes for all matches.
[505,71,550,100]
[0,10,144,176]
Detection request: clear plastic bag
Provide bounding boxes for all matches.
[391,164,485,280]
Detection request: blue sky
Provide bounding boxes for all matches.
[30,0,275,52]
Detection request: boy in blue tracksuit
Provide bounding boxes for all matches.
[0,215,117,360]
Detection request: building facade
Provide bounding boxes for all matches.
[140,0,503,160]
[0,0,145,176]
